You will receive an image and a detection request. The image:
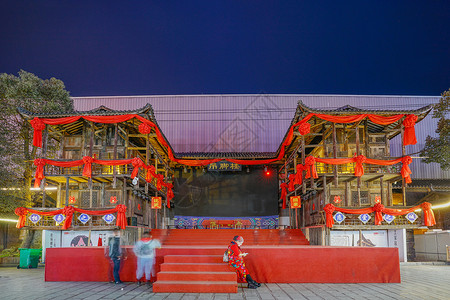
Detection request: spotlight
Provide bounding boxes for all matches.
[264,166,270,176]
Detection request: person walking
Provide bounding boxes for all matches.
[227,235,261,289]
[133,231,161,285]
[107,229,124,284]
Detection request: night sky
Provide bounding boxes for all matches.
[1,1,449,96]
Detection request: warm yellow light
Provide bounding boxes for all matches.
[0,188,21,190]
[0,218,18,223]
[30,187,58,191]
[415,201,450,212]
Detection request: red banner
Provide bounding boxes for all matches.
[15,205,128,230]
[323,202,436,228]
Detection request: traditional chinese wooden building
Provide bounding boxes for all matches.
[14,97,441,289]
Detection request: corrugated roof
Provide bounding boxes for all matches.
[71,94,448,179]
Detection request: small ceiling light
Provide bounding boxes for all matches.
[184,166,188,173]
[246,166,250,173]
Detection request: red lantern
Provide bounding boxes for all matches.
[151,197,162,209]
[110,196,118,204]
[69,196,76,204]
[290,196,301,208]
[138,204,141,210]
[333,196,342,204]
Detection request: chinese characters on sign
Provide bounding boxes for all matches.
[102,214,115,224]
[207,161,242,172]
[151,197,162,209]
[333,212,346,224]
[290,196,301,208]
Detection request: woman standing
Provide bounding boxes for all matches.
[227,235,261,289]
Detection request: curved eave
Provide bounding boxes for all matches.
[17,103,155,119]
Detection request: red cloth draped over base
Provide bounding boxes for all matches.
[15,205,128,230]
[323,202,436,228]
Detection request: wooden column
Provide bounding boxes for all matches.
[41,128,48,207]
[332,123,338,187]
[380,176,385,206]
[89,122,94,207]
[112,124,118,188]
[302,135,306,194]
[401,124,407,206]
[356,125,361,206]
[65,177,70,206]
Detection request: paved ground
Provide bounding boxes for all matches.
[0,263,449,300]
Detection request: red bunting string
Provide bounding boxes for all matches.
[15,204,128,229]
[323,202,436,228]
[33,156,173,206]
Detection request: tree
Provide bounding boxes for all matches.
[0,70,73,214]
[421,89,450,170]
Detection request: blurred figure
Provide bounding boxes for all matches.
[107,229,124,284]
[133,231,161,285]
[227,235,261,289]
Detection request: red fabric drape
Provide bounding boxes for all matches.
[280,183,288,209]
[304,156,318,179]
[421,202,436,226]
[165,183,174,208]
[15,205,128,229]
[131,157,144,179]
[297,122,311,135]
[288,174,296,192]
[323,201,435,228]
[403,114,418,145]
[30,111,417,167]
[295,164,304,185]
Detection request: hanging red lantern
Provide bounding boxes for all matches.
[138,204,141,210]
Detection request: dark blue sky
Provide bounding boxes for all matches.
[1,1,449,96]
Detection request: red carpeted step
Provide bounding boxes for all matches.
[164,255,223,263]
[153,281,237,293]
[157,271,236,281]
[160,263,230,272]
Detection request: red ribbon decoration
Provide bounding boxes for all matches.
[15,205,128,230]
[421,202,436,226]
[403,114,418,145]
[323,201,436,228]
[33,158,46,188]
[155,174,164,190]
[30,117,46,147]
[29,111,416,167]
[280,183,288,209]
[82,156,94,177]
[297,122,311,135]
[166,183,174,208]
[323,203,336,228]
[401,156,413,184]
[288,174,296,192]
[138,122,152,134]
[14,207,29,229]
[131,157,144,179]
[304,156,318,179]
[354,155,367,177]
[295,164,304,185]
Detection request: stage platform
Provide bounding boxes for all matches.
[45,229,400,292]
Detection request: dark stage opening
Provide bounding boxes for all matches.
[173,166,278,217]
